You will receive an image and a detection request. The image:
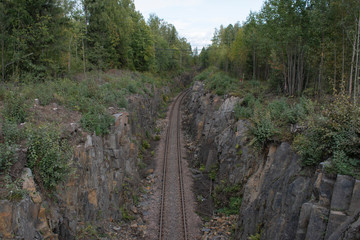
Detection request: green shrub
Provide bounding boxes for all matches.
[249,111,278,148]
[2,120,25,144]
[293,93,360,177]
[213,182,242,215]
[234,93,260,120]
[194,66,217,81]
[218,196,242,215]
[80,104,114,135]
[248,233,261,240]
[30,83,55,106]
[205,72,238,96]
[0,143,17,172]
[118,95,128,109]
[4,175,28,201]
[142,140,150,150]
[2,91,28,123]
[27,124,71,191]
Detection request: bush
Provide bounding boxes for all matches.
[23,82,55,106]
[217,196,242,215]
[27,124,71,191]
[293,93,360,177]
[234,93,259,119]
[0,143,17,172]
[213,182,242,215]
[142,140,150,150]
[80,104,114,136]
[249,111,278,148]
[2,120,25,144]
[2,91,28,123]
[204,72,238,96]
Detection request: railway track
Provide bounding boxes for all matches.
[159,90,189,240]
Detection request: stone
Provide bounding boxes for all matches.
[88,189,98,208]
[331,175,354,211]
[305,205,329,240]
[85,135,93,148]
[34,99,40,105]
[324,210,349,239]
[0,201,13,239]
[296,202,313,240]
[113,226,121,231]
[21,168,42,204]
[70,123,79,133]
[348,180,360,215]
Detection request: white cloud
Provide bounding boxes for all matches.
[135,0,203,12]
[133,0,264,50]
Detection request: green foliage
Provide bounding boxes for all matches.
[217,196,243,215]
[120,206,135,222]
[209,164,219,180]
[3,175,28,201]
[199,164,205,172]
[248,233,261,240]
[249,111,278,148]
[27,124,71,191]
[234,93,259,119]
[2,92,28,123]
[1,120,25,144]
[80,104,114,136]
[77,224,101,240]
[213,182,242,215]
[0,143,17,172]
[142,140,150,150]
[293,94,360,178]
[25,82,55,106]
[204,72,239,96]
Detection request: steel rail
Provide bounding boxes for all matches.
[159,90,190,240]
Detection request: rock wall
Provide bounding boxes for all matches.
[0,88,167,240]
[184,81,360,240]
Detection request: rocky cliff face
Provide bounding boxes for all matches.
[0,88,168,240]
[184,81,360,240]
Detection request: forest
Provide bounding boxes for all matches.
[200,0,360,98]
[0,0,193,82]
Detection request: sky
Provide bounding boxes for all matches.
[133,0,265,50]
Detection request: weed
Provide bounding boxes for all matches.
[249,111,278,149]
[3,175,27,201]
[293,93,360,177]
[2,91,28,123]
[120,206,135,222]
[80,104,114,136]
[0,143,17,172]
[209,164,219,180]
[27,124,72,191]
[142,140,150,150]
[199,164,205,172]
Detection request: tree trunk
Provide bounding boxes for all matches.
[82,37,86,77]
[342,23,345,88]
[1,37,4,82]
[349,18,358,96]
[319,45,324,95]
[252,47,256,80]
[68,35,73,73]
[354,14,360,103]
[334,47,337,92]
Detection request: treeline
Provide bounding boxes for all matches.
[200,0,360,97]
[0,0,193,82]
